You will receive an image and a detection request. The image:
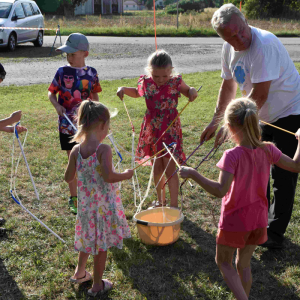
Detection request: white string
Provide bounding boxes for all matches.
[10,124,65,243]
[63,110,177,217]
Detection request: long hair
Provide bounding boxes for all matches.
[224,98,274,163]
[145,49,173,76]
[211,3,246,31]
[70,100,110,143]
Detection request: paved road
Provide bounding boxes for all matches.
[1,36,300,86]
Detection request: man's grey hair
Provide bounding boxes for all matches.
[211,3,246,31]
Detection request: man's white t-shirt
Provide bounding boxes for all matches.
[221,26,300,123]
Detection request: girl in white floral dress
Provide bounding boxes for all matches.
[65,100,133,297]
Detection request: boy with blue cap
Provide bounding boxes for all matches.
[48,33,102,214]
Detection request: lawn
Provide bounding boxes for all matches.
[44,9,300,37]
[1,67,300,299]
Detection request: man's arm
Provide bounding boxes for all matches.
[200,78,237,144]
[247,81,272,109]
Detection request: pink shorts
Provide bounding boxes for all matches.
[216,227,267,248]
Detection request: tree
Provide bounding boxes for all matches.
[145,0,153,9]
[163,0,177,6]
[35,0,88,15]
[243,0,300,19]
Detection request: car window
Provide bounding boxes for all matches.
[22,2,33,17]
[30,3,41,15]
[13,3,26,19]
[0,3,12,18]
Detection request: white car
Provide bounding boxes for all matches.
[0,0,44,51]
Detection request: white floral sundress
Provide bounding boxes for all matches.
[74,143,131,254]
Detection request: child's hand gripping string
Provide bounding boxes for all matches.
[116,87,139,101]
[116,87,125,101]
[188,87,198,102]
[10,125,27,134]
[179,166,195,179]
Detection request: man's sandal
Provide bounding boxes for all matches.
[87,279,113,297]
[0,218,6,226]
[69,271,92,284]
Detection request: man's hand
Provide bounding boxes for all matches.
[200,121,219,144]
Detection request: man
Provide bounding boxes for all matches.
[200,3,300,249]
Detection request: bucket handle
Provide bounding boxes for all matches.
[136,220,148,226]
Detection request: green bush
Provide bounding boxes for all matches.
[166,7,185,14]
[243,0,300,19]
[165,0,206,14]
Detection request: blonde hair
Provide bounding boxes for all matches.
[224,98,274,162]
[145,49,173,76]
[211,3,246,31]
[71,100,110,143]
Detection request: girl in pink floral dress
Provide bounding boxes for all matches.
[65,100,133,297]
[117,50,198,208]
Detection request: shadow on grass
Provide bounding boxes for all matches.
[0,45,61,58]
[111,217,225,300]
[252,238,300,300]
[111,217,300,300]
[0,235,25,300]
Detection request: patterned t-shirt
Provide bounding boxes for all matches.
[48,65,102,135]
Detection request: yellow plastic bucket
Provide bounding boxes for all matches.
[133,207,184,246]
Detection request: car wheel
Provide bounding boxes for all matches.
[7,33,16,51]
[33,31,43,47]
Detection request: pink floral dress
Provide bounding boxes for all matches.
[136,75,186,164]
[74,144,131,254]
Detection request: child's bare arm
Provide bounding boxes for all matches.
[0,111,22,131]
[91,92,99,101]
[64,146,78,183]
[275,129,300,172]
[117,87,140,100]
[48,91,66,116]
[180,80,198,102]
[98,144,133,183]
[180,167,233,198]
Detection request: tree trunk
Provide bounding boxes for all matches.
[64,3,74,17]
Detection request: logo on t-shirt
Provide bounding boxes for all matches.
[234,66,246,84]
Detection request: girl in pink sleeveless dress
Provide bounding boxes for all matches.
[117,50,198,208]
[180,98,300,300]
[65,100,133,297]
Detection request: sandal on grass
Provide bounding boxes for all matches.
[150,200,168,208]
[87,279,113,297]
[0,218,5,226]
[0,228,6,237]
[69,271,92,284]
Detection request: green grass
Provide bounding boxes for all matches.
[1,66,300,299]
[43,11,300,37]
